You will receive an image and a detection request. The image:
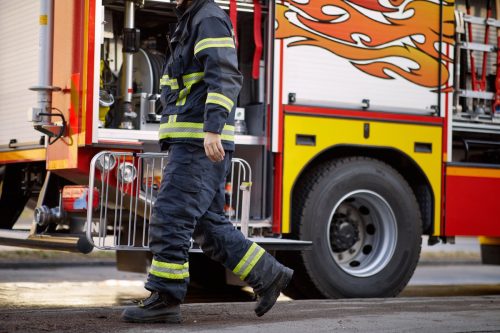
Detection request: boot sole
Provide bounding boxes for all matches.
[255,267,294,317]
[121,312,181,324]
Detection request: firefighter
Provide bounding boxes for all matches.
[121,0,293,324]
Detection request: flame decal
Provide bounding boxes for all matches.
[276,0,454,90]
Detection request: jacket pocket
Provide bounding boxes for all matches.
[161,89,179,110]
[160,86,177,107]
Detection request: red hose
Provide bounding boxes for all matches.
[252,0,262,79]
[230,0,238,48]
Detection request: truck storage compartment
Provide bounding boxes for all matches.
[0,1,45,148]
[98,0,268,134]
[95,0,272,231]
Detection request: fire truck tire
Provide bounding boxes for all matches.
[291,157,422,298]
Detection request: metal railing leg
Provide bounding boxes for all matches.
[239,181,252,238]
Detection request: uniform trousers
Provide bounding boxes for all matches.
[145,143,284,303]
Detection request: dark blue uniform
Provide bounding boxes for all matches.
[158,0,240,151]
[146,0,287,304]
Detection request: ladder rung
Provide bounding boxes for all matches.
[460,42,496,53]
[458,90,495,100]
[464,14,500,28]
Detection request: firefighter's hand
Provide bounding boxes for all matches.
[204,132,225,162]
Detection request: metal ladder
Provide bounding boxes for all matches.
[86,151,252,251]
[455,3,500,120]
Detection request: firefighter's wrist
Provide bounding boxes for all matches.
[203,122,223,134]
[204,131,220,137]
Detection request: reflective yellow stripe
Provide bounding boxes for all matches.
[206,92,234,112]
[168,114,177,123]
[149,269,190,279]
[176,90,189,106]
[178,88,190,100]
[176,72,205,106]
[241,249,265,279]
[194,37,235,55]
[159,121,235,142]
[160,75,179,90]
[160,122,235,130]
[183,72,204,83]
[149,259,189,280]
[161,132,235,141]
[152,259,188,270]
[232,243,265,280]
[233,243,257,275]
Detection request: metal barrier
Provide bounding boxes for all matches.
[86,151,252,250]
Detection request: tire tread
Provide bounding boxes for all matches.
[290,157,422,298]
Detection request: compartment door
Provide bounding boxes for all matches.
[445,164,500,236]
[0,2,41,145]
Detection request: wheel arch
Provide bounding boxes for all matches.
[290,144,435,236]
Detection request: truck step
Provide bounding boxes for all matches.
[189,237,312,253]
[238,237,312,251]
[0,229,92,253]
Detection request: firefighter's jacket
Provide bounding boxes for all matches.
[159,0,243,151]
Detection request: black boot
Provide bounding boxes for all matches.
[254,267,293,317]
[121,291,181,323]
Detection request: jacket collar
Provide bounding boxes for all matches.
[175,0,208,20]
[172,0,211,43]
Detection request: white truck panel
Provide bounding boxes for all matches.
[282,44,438,113]
[0,1,42,146]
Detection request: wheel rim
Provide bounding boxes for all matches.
[326,190,398,277]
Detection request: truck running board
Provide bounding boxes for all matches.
[0,229,93,253]
[189,237,312,253]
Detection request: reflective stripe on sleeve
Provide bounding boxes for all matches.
[183,72,204,84]
[194,37,235,55]
[206,92,234,113]
[159,121,235,142]
[232,243,265,280]
[159,75,179,90]
[149,259,189,280]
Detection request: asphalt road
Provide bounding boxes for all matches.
[1,237,499,332]
[0,262,500,332]
[1,296,499,332]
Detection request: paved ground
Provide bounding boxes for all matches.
[1,256,500,332]
[1,236,499,332]
[1,296,499,332]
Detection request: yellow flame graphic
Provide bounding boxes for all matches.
[276,0,454,90]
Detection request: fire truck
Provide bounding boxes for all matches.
[1,0,499,299]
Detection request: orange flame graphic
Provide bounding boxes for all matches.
[276,0,454,89]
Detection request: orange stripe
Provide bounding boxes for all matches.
[447,166,500,178]
[0,149,46,164]
[48,159,69,170]
[479,237,500,246]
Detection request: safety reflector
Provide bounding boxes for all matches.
[62,185,99,212]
